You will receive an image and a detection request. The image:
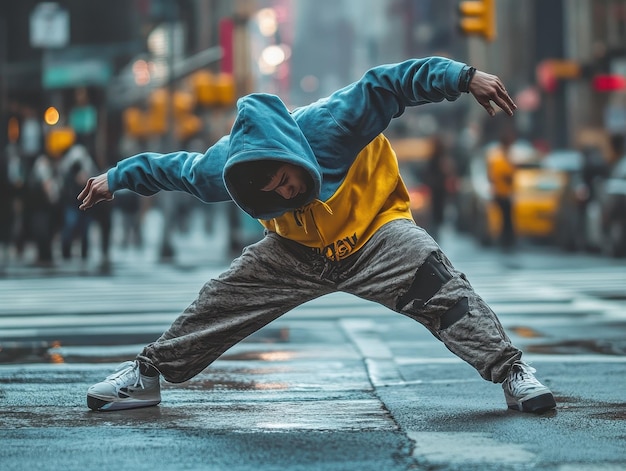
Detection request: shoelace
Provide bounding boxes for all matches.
[105,361,144,390]
[507,362,544,394]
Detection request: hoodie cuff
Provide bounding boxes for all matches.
[459,65,477,93]
[106,168,121,193]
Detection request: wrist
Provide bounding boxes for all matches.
[459,66,477,93]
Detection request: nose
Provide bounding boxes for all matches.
[276,186,293,199]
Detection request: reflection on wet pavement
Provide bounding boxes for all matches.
[528,339,626,355]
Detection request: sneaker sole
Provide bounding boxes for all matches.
[506,392,556,413]
[87,394,161,412]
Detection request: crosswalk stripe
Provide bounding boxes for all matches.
[1,258,625,344]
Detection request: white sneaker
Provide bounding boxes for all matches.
[87,361,161,411]
[502,361,556,413]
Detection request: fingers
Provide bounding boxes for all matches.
[77,178,93,202]
[78,180,95,210]
[494,84,517,116]
[479,90,516,117]
[77,179,103,210]
[482,101,496,117]
[77,174,113,210]
[469,71,517,117]
[79,193,110,211]
[78,193,95,211]
[483,84,515,116]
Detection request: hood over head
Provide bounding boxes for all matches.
[223,94,321,219]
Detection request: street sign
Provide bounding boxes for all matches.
[43,59,112,89]
[536,59,581,92]
[30,3,69,48]
[43,48,113,89]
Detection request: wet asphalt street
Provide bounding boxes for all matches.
[1,216,625,471]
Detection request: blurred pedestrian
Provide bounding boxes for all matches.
[487,128,517,250]
[114,136,146,252]
[574,145,610,249]
[79,57,555,414]
[425,135,456,241]
[0,145,13,265]
[56,129,98,262]
[69,87,98,157]
[15,105,45,258]
[0,101,22,265]
[90,199,113,271]
[608,134,625,169]
[115,189,144,250]
[26,137,63,266]
[19,105,43,163]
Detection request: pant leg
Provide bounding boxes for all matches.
[138,232,335,383]
[496,197,515,247]
[61,206,78,259]
[336,219,521,383]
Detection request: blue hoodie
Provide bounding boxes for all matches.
[107,57,470,258]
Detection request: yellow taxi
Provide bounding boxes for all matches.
[389,137,435,228]
[511,166,567,237]
[470,141,568,244]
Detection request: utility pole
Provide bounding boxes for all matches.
[232,0,256,97]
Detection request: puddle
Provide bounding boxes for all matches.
[164,377,289,391]
[590,410,626,420]
[587,402,626,421]
[591,292,626,301]
[0,326,292,365]
[221,350,297,362]
[553,395,581,404]
[527,339,626,355]
[0,341,57,364]
[547,395,626,420]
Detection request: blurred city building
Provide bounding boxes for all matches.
[2,0,625,164]
[1,1,625,266]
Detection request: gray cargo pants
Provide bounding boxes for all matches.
[138,219,522,384]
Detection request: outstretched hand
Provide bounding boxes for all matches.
[469,70,517,117]
[77,173,114,210]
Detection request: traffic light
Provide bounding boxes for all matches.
[175,114,202,142]
[123,107,148,139]
[190,71,217,107]
[123,89,203,141]
[213,73,236,106]
[190,70,236,107]
[592,74,626,92]
[147,89,169,136]
[458,0,496,41]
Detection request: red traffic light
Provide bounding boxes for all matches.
[592,74,626,92]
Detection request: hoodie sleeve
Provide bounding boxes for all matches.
[297,57,469,155]
[106,135,232,203]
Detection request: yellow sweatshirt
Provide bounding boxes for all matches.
[260,134,413,261]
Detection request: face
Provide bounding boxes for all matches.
[260,163,309,200]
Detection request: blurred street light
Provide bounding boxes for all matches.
[132,59,151,86]
[257,8,278,37]
[44,106,60,125]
